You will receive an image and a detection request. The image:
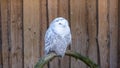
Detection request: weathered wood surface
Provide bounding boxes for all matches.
[98,0,110,68]
[1,0,11,68]
[87,0,98,65]
[0,1,2,68]
[39,0,48,68]
[98,0,118,68]
[70,0,88,68]
[118,0,120,67]
[109,0,118,68]
[10,0,23,68]
[23,0,40,68]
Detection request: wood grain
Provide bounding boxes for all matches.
[0,1,2,67]
[87,0,98,64]
[70,0,88,68]
[98,0,109,68]
[48,0,58,22]
[118,0,120,67]
[39,0,48,68]
[109,0,118,68]
[10,0,23,68]
[1,0,10,68]
[23,0,40,68]
[58,0,69,19]
[39,0,47,57]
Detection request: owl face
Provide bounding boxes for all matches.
[51,17,69,28]
[50,17,70,36]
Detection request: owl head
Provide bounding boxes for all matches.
[49,17,70,35]
[50,17,69,28]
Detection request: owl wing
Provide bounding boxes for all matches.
[64,32,72,46]
[44,29,51,54]
[44,28,52,55]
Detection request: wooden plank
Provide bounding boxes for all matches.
[10,0,23,68]
[47,0,59,68]
[0,35,1,66]
[58,0,69,19]
[48,0,58,22]
[118,0,120,67]
[1,0,10,68]
[70,0,88,68]
[109,0,118,68]
[98,0,109,68]
[58,0,70,68]
[87,0,98,64]
[23,0,40,68]
[39,0,48,68]
[0,1,2,67]
[39,0,47,57]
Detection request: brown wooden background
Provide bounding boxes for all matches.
[0,0,119,68]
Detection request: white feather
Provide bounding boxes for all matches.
[44,17,72,57]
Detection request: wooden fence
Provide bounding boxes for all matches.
[0,0,119,68]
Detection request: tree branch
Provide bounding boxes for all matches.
[34,50,99,68]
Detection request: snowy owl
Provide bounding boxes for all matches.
[44,17,72,57]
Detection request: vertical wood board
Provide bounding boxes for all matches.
[10,0,23,68]
[98,0,109,68]
[23,0,40,68]
[70,0,88,68]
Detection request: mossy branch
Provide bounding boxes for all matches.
[35,50,99,68]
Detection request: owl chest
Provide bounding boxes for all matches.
[54,27,69,37]
[52,37,67,49]
[52,32,66,45]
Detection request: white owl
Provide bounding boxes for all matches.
[44,17,72,57]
